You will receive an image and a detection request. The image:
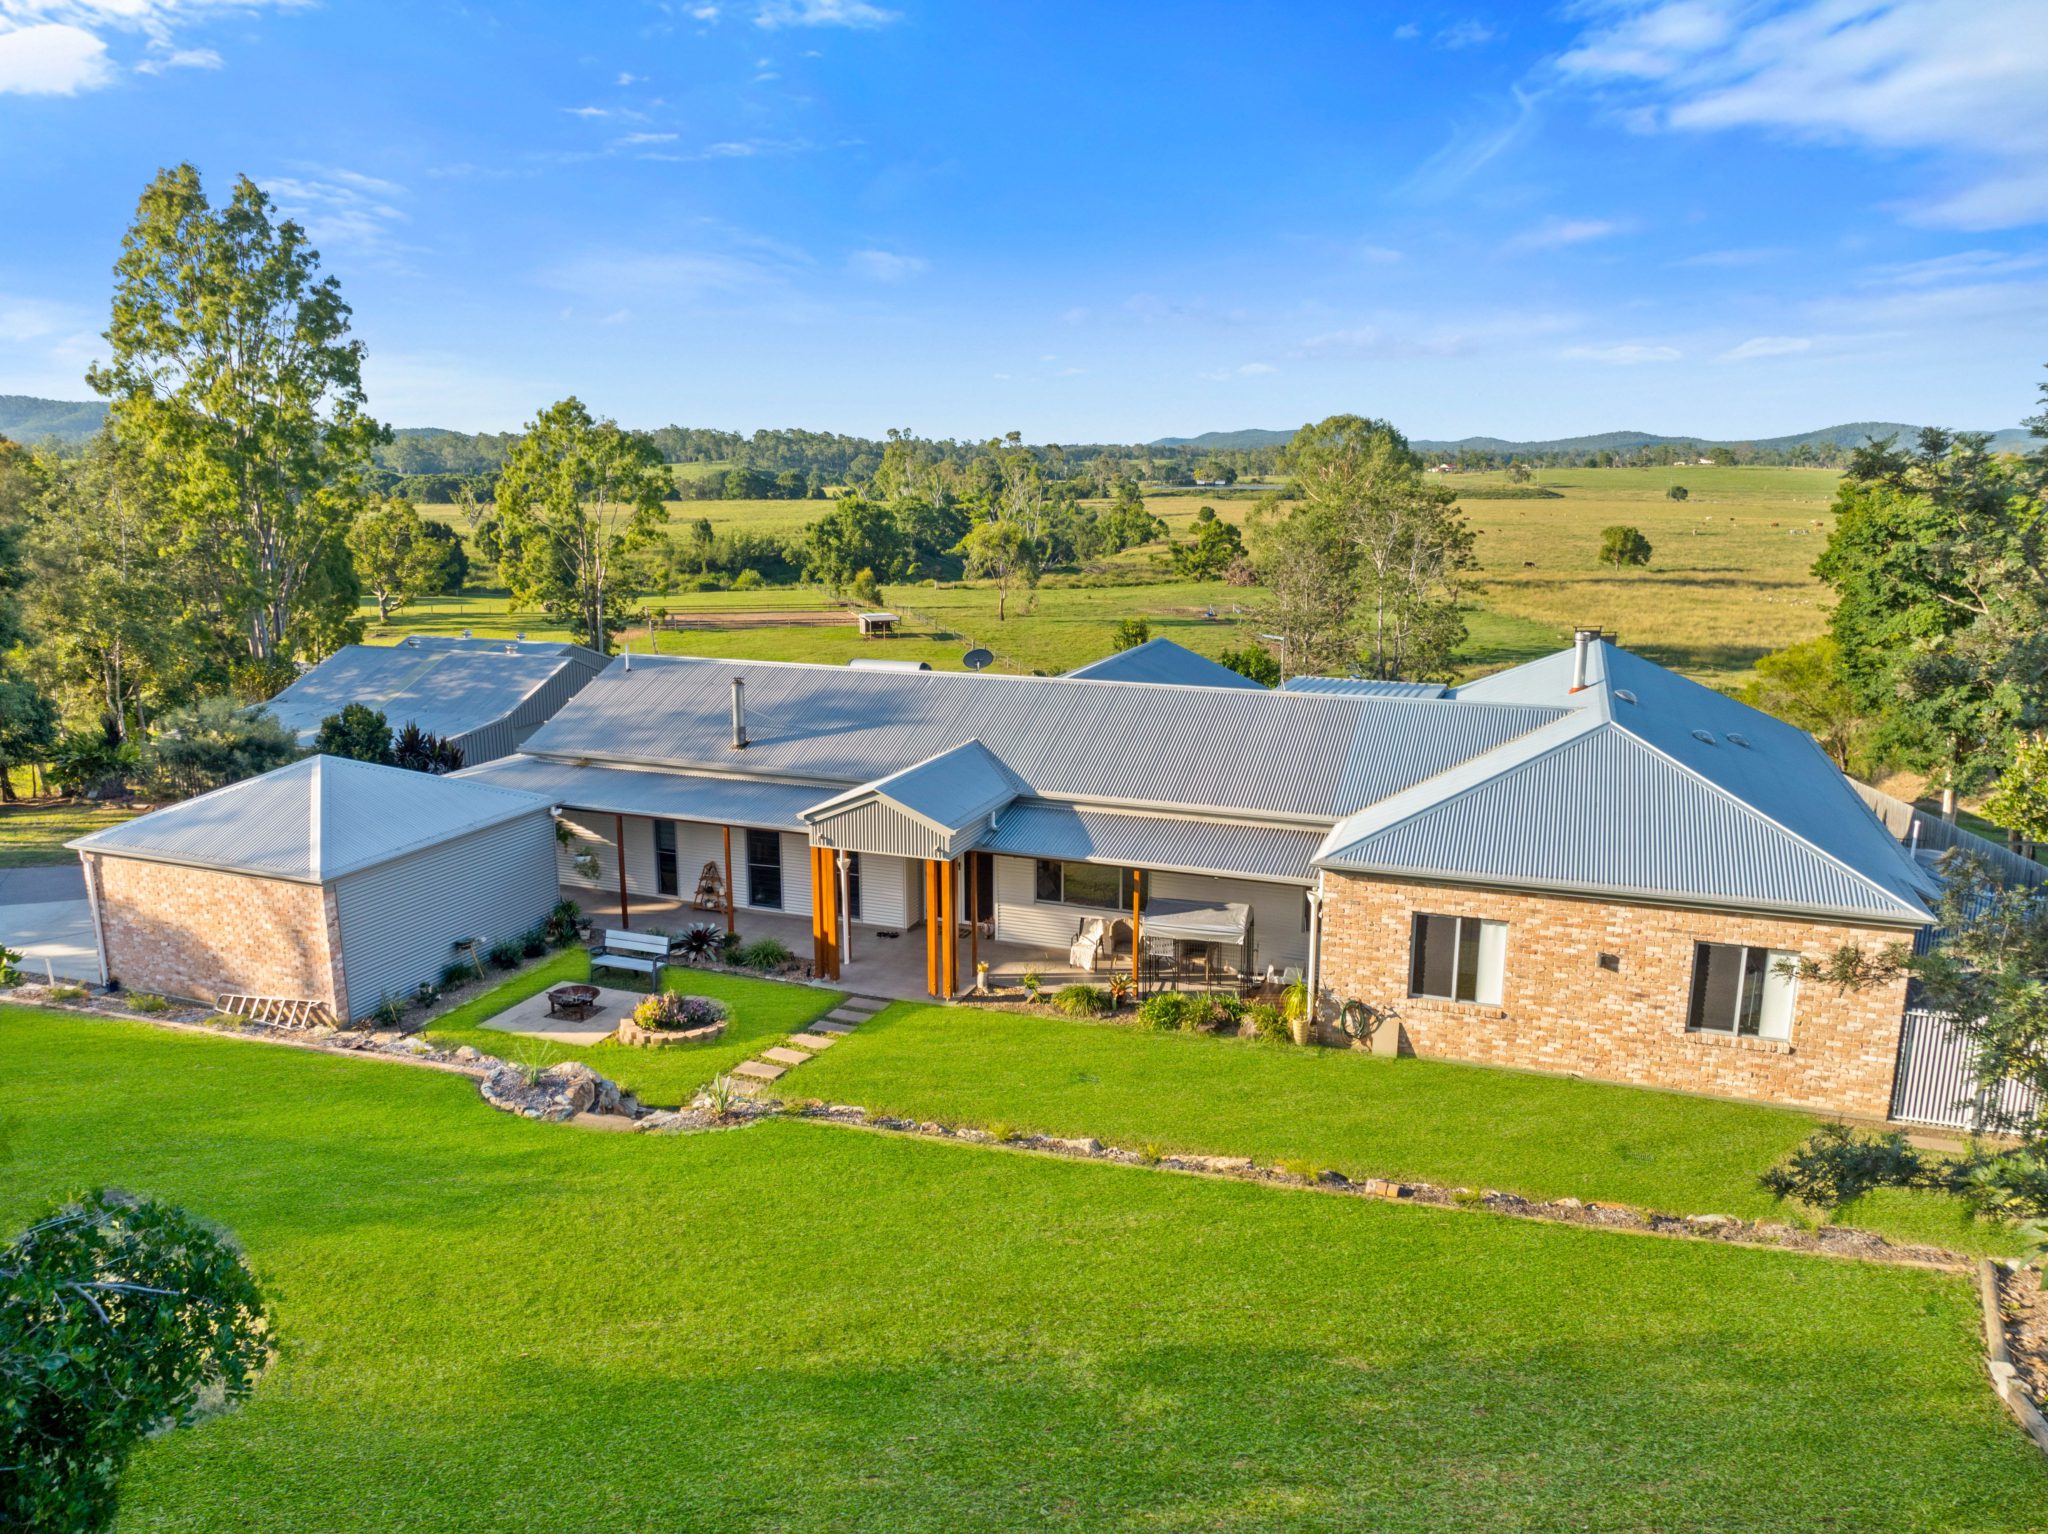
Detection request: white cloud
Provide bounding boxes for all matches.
[264,170,410,252]
[1357,243,1403,264]
[1392,22,1420,40]
[847,248,927,281]
[1435,19,1497,49]
[1561,342,1682,364]
[1407,85,1540,197]
[1557,0,2048,230]
[616,131,679,146]
[1237,361,1276,375]
[754,0,899,28]
[565,104,610,117]
[1868,248,2048,287]
[1719,335,1811,361]
[1504,216,1625,251]
[616,71,642,85]
[541,249,789,304]
[0,22,110,94]
[135,45,219,74]
[1302,309,1582,359]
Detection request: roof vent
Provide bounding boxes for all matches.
[462,628,473,638]
[1570,628,1602,692]
[1727,731,1751,749]
[1691,729,1717,746]
[731,677,748,750]
[1614,688,1638,705]
[404,635,420,648]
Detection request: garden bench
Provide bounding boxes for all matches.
[591,929,668,978]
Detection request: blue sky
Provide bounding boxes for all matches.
[2,1,2045,441]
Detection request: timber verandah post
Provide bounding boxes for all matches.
[940,857,958,997]
[722,824,735,935]
[924,859,941,997]
[810,845,841,981]
[615,812,631,931]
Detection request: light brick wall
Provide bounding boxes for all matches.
[1317,872,1912,1118]
[90,854,346,1014]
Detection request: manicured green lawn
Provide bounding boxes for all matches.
[418,949,840,1106]
[4,1005,2044,1532]
[793,1003,2022,1256]
[0,799,138,868]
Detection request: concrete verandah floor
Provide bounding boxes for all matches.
[561,886,1106,1003]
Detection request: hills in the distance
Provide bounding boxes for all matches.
[1156,422,2036,454]
[0,394,2032,457]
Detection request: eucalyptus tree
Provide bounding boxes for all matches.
[88,164,385,666]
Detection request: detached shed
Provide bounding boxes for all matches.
[69,756,560,1020]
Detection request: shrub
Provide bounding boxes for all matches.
[47,984,85,1002]
[1598,524,1653,569]
[1110,617,1150,652]
[1,1189,270,1534]
[543,898,582,948]
[736,937,792,971]
[414,981,441,1009]
[1210,995,1245,1029]
[439,959,475,990]
[125,992,169,1015]
[676,922,723,961]
[1245,1002,1287,1042]
[702,1073,741,1117]
[1021,970,1043,1000]
[1760,1122,1935,1211]
[1105,971,1134,1006]
[486,938,523,971]
[1052,984,1110,1017]
[369,994,406,1030]
[1135,992,1206,1032]
[519,924,548,958]
[0,944,20,986]
[988,1121,1019,1143]
[631,991,728,1032]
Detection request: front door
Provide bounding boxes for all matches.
[970,851,994,924]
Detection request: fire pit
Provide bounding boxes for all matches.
[548,984,602,1022]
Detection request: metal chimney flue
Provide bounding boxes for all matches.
[731,677,748,749]
[1570,628,1601,692]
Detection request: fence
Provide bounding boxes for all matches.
[1889,1006,2042,1131]
[1850,779,2045,890]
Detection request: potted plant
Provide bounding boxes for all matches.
[1106,971,1133,1011]
[1021,970,1043,1003]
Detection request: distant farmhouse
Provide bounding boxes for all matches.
[69,630,2037,1127]
[263,636,605,765]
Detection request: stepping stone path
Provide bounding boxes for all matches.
[726,997,884,1096]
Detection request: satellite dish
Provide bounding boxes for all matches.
[962,648,995,672]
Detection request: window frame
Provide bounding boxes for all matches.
[745,827,783,911]
[654,820,679,898]
[1686,941,1797,1040]
[1032,859,1146,912]
[1407,912,1507,1005]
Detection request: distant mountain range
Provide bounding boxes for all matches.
[1,394,2034,458]
[1153,422,2038,455]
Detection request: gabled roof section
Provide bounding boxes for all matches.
[1283,676,1448,699]
[519,654,1562,821]
[69,755,551,883]
[263,644,590,746]
[455,754,821,832]
[1065,637,1266,690]
[802,740,1023,834]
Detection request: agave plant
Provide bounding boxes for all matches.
[676,923,723,962]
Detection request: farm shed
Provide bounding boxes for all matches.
[69,756,560,1021]
[261,636,606,765]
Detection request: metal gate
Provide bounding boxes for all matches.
[1889,1007,2042,1131]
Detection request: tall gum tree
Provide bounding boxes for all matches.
[88,165,384,666]
[493,398,669,654]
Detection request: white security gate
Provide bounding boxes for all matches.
[1889,1007,2042,1131]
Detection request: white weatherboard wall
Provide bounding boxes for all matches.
[559,813,913,926]
[331,812,558,1019]
[990,854,1308,974]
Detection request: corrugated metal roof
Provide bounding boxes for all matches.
[983,802,1320,882]
[1452,639,1934,914]
[264,644,593,748]
[403,635,606,672]
[520,655,1562,820]
[1283,676,1449,699]
[803,740,1023,833]
[69,756,551,883]
[454,754,822,832]
[1065,637,1266,689]
[1314,716,1932,924]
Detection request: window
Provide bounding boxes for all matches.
[844,851,862,921]
[1409,913,1506,1005]
[746,828,783,910]
[1033,859,1145,911]
[654,821,678,897]
[1687,942,1795,1040]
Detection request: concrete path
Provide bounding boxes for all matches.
[0,898,100,984]
[0,865,85,905]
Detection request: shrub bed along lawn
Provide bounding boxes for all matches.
[792,1003,2024,1257]
[4,1005,2045,1532]
[419,949,840,1106]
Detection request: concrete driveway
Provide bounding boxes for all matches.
[0,864,99,984]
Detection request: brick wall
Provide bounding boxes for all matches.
[1317,872,1912,1118]
[89,854,347,1014]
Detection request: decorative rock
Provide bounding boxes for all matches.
[1049,1136,1103,1155]
[1685,1213,1738,1227]
[453,1045,480,1062]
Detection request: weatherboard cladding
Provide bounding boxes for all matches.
[810,799,978,860]
[331,813,559,1019]
[1315,724,1926,923]
[452,754,821,832]
[518,656,1564,820]
[981,803,1320,883]
[69,756,554,883]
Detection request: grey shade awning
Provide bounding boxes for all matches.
[454,755,825,832]
[1142,899,1251,944]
